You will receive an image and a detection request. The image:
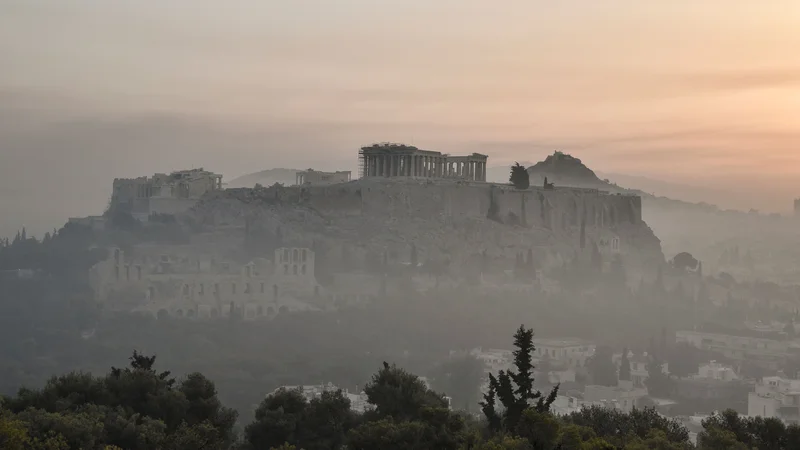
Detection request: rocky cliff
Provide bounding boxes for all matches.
[187,175,664,285]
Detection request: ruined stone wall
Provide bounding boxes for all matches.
[249,180,642,231]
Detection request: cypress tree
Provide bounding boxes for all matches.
[482,325,559,432]
[619,347,631,381]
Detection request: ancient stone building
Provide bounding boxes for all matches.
[359,143,488,181]
[295,169,352,186]
[89,246,324,320]
[110,168,223,220]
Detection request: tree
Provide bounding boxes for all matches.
[0,413,29,450]
[429,355,485,413]
[644,355,672,398]
[300,390,357,450]
[567,406,690,448]
[510,163,530,190]
[245,388,307,449]
[666,343,703,378]
[480,325,558,432]
[671,252,698,271]
[618,348,631,382]
[3,351,236,450]
[586,346,617,387]
[364,362,449,422]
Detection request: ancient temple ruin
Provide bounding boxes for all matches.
[359,143,488,181]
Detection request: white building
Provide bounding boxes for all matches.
[534,338,595,369]
[676,330,788,370]
[748,376,800,425]
[550,395,602,416]
[612,351,669,389]
[583,380,649,413]
[470,347,514,374]
[269,383,373,414]
[694,361,739,382]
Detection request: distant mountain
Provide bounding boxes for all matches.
[227,168,300,188]
[594,171,738,209]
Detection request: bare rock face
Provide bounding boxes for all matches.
[186,176,664,284]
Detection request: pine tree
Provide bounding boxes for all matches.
[481,325,558,432]
[619,348,631,381]
[509,163,530,190]
[481,374,502,432]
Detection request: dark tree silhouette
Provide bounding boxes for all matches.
[672,252,699,271]
[481,325,558,432]
[619,348,631,381]
[509,163,530,190]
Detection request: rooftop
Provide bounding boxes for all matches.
[534,338,592,348]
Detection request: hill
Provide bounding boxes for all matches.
[523,152,800,284]
[527,151,610,190]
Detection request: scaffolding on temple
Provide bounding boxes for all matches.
[357,147,366,179]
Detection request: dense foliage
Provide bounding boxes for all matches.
[3,327,800,448]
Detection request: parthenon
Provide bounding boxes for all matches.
[359,143,488,181]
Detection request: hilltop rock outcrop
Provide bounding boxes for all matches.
[187,175,664,285]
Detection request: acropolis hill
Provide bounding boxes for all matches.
[188,146,664,283]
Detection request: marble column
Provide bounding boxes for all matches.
[482,161,487,181]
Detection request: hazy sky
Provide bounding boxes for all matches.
[2,1,800,236]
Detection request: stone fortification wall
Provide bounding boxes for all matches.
[191,179,661,286]
[213,181,643,232]
[297,180,642,230]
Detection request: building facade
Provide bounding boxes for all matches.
[748,376,800,425]
[676,330,789,370]
[359,143,488,181]
[89,246,323,320]
[534,338,596,368]
[110,168,223,221]
[583,380,648,413]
